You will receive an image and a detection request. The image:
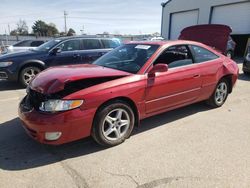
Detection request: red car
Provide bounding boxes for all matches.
[19,26,238,146]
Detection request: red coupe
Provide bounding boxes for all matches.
[19,25,239,146]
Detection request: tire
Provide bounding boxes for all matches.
[206,78,229,108]
[19,66,41,87]
[92,101,135,147]
[243,71,250,75]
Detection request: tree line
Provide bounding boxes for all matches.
[10,19,76,37]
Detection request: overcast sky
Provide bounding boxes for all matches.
[0,0,164,35]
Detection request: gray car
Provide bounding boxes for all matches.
[243,45,250,75]
[1,40,45,54]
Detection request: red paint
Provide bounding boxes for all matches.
[179,24,232,54]
[19,41,239,145]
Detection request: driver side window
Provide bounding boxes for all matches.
[57,40,80,52]
[154,45,193,69]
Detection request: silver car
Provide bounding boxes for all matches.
[2,40,45,54]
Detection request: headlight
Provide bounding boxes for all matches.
[39,100,83,112]
[0,61,13,67]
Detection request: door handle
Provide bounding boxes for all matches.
[193,74,200,78]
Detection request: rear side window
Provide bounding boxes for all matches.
[191,45,219,63]
[58,40,81,51]
[102,39,120,48]
[30,41,44,47]
[83,39,102,49]
[13,40,32,47]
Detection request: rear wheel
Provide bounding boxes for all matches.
[92,101,135,147]
[206,79,229,108]
[19,66,41,87]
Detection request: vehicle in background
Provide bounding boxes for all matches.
[19,39,238,146]
[0,37,121,86]
[243,44,250,75]
[226,36,236,58]
[150,36,164,41]
[1,40,46,54]
[179,24,236,58]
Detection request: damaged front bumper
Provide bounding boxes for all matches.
[18,97,96,145]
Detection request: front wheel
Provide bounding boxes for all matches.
[19,66,41,87]
[206,79,229,108]
[92,101,135,147]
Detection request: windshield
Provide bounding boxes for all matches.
[93,44,159,73]
[35,39,61,52]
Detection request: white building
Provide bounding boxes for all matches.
[161,0,250,55]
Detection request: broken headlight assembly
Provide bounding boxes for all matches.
[39,100,83,112]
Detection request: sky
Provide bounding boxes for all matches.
[0,0,164,35]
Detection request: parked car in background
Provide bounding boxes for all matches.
[179,24,236,58]
[243,44,250,75]
[1,40,46,54]
[0,37,121,86]
[19,38,238,146]
[150,36,164,41]
[226,36,236,58]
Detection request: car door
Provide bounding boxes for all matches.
[80,39,110,64]
[145,45,202,114]
[189,45,222,100]
[48,39,82,66]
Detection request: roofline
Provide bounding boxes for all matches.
[54,36,120,41]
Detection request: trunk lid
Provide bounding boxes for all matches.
[179,24,232,53]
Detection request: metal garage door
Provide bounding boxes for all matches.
[211,2,250,34]
[170,9,199,40]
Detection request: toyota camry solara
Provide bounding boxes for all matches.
[19,39,239,146]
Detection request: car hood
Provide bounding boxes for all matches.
[30,64,131,94]
[179,24,232,53]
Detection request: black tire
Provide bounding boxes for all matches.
[206,78,229,108]
[19,66,41,87]
[243,71,250,75]
[92,101,135,147]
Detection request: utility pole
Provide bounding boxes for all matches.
[8,24,10,35]
[64,10,68,34]
[5,29,8,45]
[80,25,84,35]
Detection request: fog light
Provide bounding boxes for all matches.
[45,132,62,141]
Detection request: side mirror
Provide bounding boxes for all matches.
[50,47,61,55]
[148,64,168,77]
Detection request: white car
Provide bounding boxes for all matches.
[2,40,45,54]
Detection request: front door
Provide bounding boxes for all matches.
[145,45,202,114]
[48,39,82,66]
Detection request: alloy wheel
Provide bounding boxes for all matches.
[23,68,39,85]
[215,82,228,105]
[102,108,130,141]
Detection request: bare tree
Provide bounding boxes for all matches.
[16,19,28,35]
